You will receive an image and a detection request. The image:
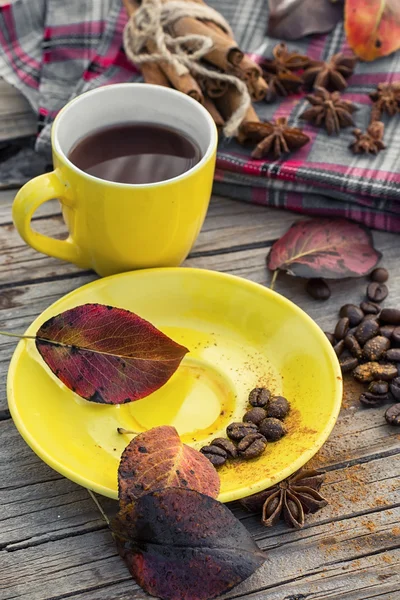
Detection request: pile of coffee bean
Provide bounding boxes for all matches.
[200,387,291,466]
[324,267,400,425]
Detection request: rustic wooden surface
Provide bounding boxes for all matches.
[1,189,399,600]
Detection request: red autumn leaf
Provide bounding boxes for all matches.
[118,426,220,508]
[345,0,400,61]
[112,488,266,600]
[35,303,188,404]
[268,0,343,40]
[267,218,381,279]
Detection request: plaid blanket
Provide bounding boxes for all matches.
[1,0,400,232]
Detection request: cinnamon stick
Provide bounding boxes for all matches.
[216,85,260,127]
[236,55,262,81]
[141,62,170,87]
[249,76,268,102]
[169,17,244,71]
[201,76,228,98]
[203,96,225,131]
[123,0,204,102]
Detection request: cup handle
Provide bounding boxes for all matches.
[12,171,85,266]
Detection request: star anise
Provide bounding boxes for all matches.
[350,122,386,155]
[262,42,309,102]
[240,468,328,529]
[369,82,400,121]
[302,53,357,91]
[300,87,357,135]
[239,117,310,159]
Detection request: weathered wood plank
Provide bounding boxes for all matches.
[1,409,399,548]
[1,504,399,599]
[0,195,295,286]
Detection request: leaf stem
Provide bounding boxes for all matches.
[87,489,110,526]
[270,270,279,291]
[0,331,36,340]
[117,427,138,435]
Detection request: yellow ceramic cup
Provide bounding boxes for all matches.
[12,84,218,276]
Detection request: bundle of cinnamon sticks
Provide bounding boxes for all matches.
[122,0,265,134]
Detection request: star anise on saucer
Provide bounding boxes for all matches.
[350,122,386,155]
[369,82,400,121]
[302,53,357,91]
[239,117,310,159]
[262,42,309,102]
[300,87,357,135]
[240,468,328,529]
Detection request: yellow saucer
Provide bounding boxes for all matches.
[7,268,342,502]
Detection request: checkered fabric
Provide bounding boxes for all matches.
[1,0,400,232]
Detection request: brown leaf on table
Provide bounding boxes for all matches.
[240,468,328,529]
[112,488,266,600]
[345,0,400,61]
[300,87,357,135]
[350,122,386,155]
[239,117,310,159]
[267,218,382,279]
[36,303,188,404]
[267,0,343,40]
[302,53,357,92]
[118,425,220,509]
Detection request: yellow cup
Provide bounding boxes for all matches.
[12,84,218,277]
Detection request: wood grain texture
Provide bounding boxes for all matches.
[1,190,400,600]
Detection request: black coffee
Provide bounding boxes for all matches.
[68,123,201,184]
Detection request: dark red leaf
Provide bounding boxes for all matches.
[268,0,343,40]
[267,218,381,279]
[118,426,220,508]
[113,488,266,600]
[36,303,188,404]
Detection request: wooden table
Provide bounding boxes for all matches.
[1,189,399,600]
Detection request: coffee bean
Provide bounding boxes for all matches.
[363,314,380,321]
[339,356,358,373]
[380,325,395,339]
[390,377,400,401]
[248,387,270,408]
[353,362,398,382]
[344,334,362,359]
[353,362,379,382]
[355,319,380,345]
[385,348,400,362]
[243,407,267,425]
[306,278,331,300]
[370,267,389,283]
[259,418,287,441]
[335,317,350,340]
[379,308,400,325]
[367,282,388,303]
[211,438,238,459]
[200,445,227,466]
[324,332,336,345]
[374,364,399,380]
[226,421,258,441]
[368,380,389,395]
[360,301,380,315]
[334,339,345,357]
[392,327,400,346]
[363,335,390,361]
[237,433,267,459]
[360,392,389,407]
[339,304,364,326]
[385,404,400,426]
[266,396,290,420]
